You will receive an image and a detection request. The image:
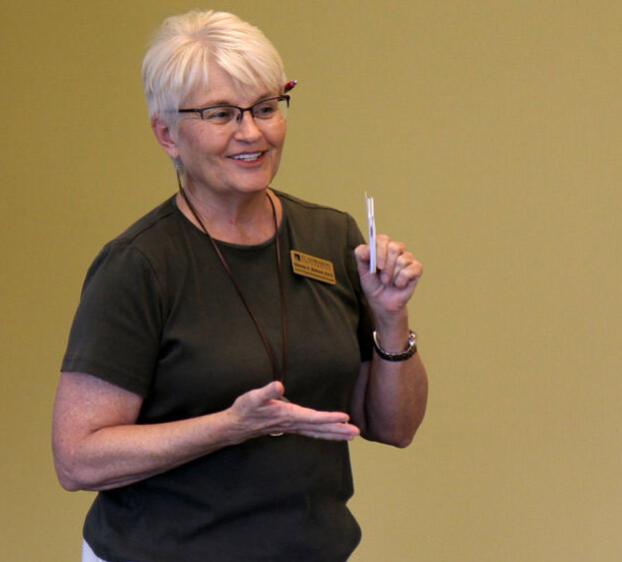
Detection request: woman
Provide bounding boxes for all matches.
[53,9,428,562]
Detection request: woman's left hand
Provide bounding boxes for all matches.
[354,234,423,318]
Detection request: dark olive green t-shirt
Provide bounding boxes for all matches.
[62,191,374,562]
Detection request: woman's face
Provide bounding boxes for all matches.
[166,63,287,199]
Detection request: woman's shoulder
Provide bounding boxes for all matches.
[87,195,183,281]
[275,190,359,232]
[97,195,185,259]
[112,196,179,247]
[275,189,364,252]
[276,190,349,218]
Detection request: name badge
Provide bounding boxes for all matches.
[290,250,336,285]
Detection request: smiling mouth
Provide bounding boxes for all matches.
[229,151,266,162]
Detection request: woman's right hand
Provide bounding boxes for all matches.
[228,381,360,442]
[53,374,358,493]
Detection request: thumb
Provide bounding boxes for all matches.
[256,380,285,403]
[354,244,371,278]
[354,245,382,296]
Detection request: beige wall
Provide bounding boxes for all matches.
[2,1,621,560]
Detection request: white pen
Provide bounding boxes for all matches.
[365,192,377,273]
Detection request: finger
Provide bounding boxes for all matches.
[380,240,405,285]
[266,417,355,440]
[391,251,418,282]
[302,421,359,435]
[260,403,352,437]
[374,234,390,273]
[296,422,360,441]
[393,259,423,290]
[287,406,351,425]
[391,253,407,281]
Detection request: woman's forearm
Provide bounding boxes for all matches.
[363,314,428,447]
[55,410,241,492]
[365,353,428,447]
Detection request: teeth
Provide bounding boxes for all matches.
[232,152,262,161]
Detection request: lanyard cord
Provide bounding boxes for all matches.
[179,186,288,383]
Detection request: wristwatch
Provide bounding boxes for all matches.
[372,330,417,361]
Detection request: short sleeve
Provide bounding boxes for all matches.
[345,214,374,361]
[61,242,163,396]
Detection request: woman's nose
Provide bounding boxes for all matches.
[233,111,263,142]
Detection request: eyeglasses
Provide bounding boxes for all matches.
[178,95,290,125]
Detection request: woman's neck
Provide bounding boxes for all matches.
[176,184,282,246]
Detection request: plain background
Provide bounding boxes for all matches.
[2,1,621,561]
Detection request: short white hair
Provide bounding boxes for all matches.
[142,10,287,121]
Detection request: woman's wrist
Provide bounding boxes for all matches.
[372,311,410,352]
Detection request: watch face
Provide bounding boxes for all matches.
[408,332,417,346]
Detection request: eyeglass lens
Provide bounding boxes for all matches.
[203,98,288,124]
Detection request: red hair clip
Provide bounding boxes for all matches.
[284,80,298,93]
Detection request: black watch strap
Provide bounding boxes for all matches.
[372,330,417,361]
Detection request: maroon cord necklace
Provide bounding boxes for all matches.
[178,185,288,385]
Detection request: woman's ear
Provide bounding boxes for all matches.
[151,116,179,159]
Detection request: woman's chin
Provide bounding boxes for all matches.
[227,172,277,194]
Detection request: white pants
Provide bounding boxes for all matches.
[82,540,109,562]
[82,541,139,562]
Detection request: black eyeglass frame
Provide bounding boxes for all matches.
[178,95,290,122]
